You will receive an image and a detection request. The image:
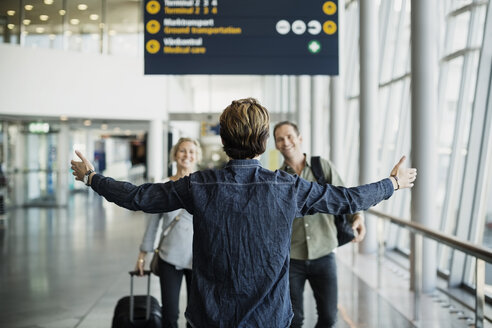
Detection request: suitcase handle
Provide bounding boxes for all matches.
[128,270,152,322]
[128,270,151,276]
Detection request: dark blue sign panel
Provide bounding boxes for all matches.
[144,0,339,75]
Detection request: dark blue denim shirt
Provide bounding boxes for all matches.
[90,159,394,327]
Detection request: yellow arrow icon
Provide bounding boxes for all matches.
[322,1,337,15]
[323,21,337,35]
[146,1,160,14]
[146,20,160,34]
[146,39,160,54]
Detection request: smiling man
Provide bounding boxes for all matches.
[274,121,365,328]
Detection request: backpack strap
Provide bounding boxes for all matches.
[310,156,326,184]
[311,156,354,246]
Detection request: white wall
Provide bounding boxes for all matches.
[0,44,190,120]
[185,75,265,113]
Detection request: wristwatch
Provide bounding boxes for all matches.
[83,169,94,186]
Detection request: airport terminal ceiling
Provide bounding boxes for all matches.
[0,114,150,136]
[0,0,142,36]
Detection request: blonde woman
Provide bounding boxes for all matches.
[135,137,201,328]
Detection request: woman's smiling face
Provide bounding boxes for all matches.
[175,141,197,170]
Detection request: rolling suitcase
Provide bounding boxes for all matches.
[111,270,162,328]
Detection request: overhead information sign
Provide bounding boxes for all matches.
[144,0,339,75]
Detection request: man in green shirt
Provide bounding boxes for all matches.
[274,121,366,328]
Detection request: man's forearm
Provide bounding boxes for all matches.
[90,174,184,214]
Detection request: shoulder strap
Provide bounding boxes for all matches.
[156,214,181,248]
[310,156,326,184]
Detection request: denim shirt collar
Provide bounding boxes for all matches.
[225,159,262,167]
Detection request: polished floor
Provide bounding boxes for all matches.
[0,192,489,328]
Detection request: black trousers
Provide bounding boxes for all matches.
[289,253,338,328]
[158,258,192,328]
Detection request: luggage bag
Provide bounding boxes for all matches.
[111,270,162,328]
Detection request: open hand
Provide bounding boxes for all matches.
[70,150,95,182]
[390,156,417,190]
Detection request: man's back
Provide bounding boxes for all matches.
[185,159,296,327]
[90,158,394,327]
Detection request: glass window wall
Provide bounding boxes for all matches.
[344,0,491,299]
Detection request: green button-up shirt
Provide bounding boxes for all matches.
[281,155,359,260]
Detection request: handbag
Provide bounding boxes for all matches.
[310,156,356,247]
[150,214,182,276]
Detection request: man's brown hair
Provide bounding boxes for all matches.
[219,98,270,159]
[273,121,300,141]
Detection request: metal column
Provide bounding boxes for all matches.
[297,76,312,153]
[56,123,69,207]
[289,76,298,122]
[329,77,343,168]
[281,75,289,114]
[13,127,25,206]
[311,75,326,157]
[358,0,378,254]
[330,0,345,169]
[411,0,438,293]
[147,119,164,183]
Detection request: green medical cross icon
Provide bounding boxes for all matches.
[308,40,321,54]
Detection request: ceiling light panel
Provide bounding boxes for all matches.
[1,0,141,47]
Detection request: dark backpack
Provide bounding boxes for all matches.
[310,156,355,247]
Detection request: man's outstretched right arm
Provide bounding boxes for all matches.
[90,174,189,214]
[71,150,192,214]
